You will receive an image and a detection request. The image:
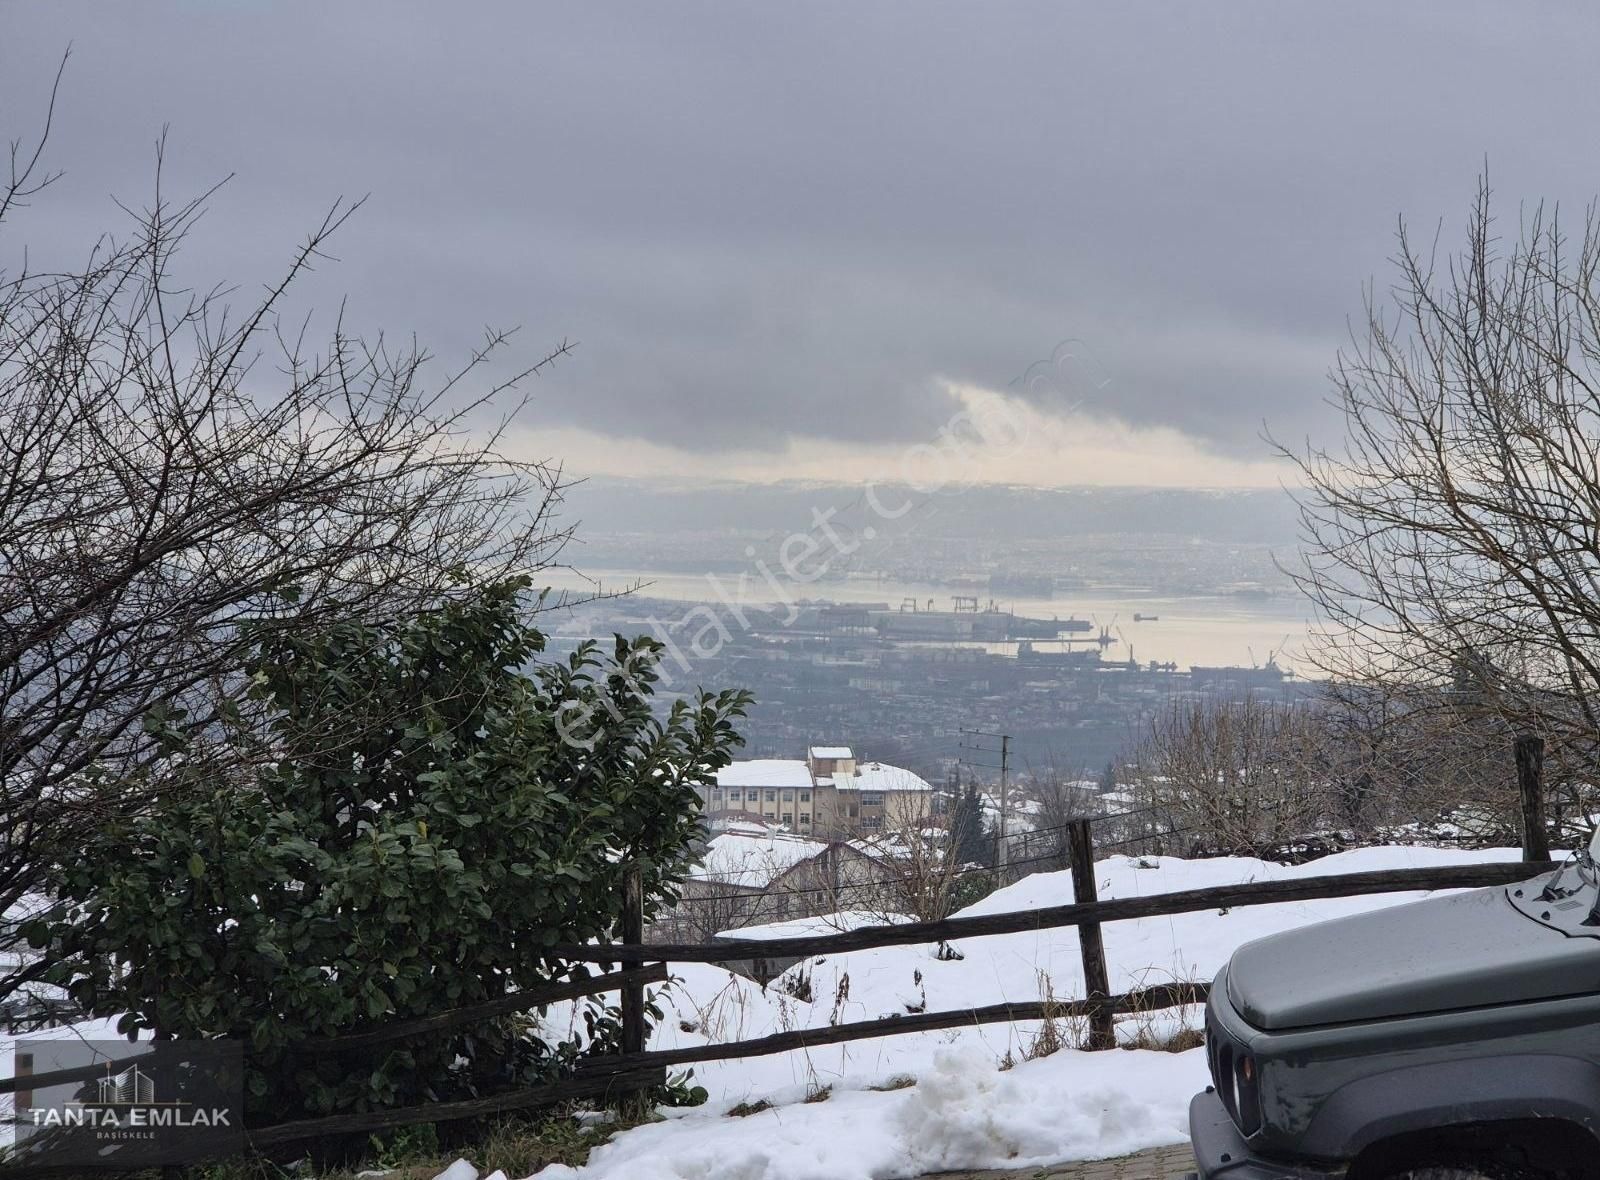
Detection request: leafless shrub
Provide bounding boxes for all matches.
[1133,695,1335,854]
[1008,763,1100,872]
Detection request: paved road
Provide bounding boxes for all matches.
[929,1142,1195,1180]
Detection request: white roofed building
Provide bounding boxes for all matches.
[697,745,938,837]
[653,822,906,945]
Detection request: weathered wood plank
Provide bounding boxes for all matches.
[299,964,668,1057]
[1517,734,1551,864]
[552,861,1542,963]
[577,981,1211,1070]
[0,967,668,1093]
[1068,819,1115,1050]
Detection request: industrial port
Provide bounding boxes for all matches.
[550,590,1310,781]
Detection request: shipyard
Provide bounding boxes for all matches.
[551,586,1308,780]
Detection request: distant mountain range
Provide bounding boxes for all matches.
[558,477,1302,545]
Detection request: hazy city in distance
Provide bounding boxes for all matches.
[539,478,1316,778]
[11,5,1600,1177]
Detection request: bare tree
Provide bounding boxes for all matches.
[1282,175,1600,806]
[1134,695,1332,855]
[0,66,577,985]
[847,798,979,922]
[1013,763,1100,873]
[1314,680,1523,840]
[657,878,789,945]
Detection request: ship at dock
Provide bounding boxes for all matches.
[789,597,1091,642]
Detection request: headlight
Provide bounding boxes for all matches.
[1234,1053,1262,1135]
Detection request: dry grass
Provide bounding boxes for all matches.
[680,972,758,1043]
[867,1074,917,1092]
[476,1114,627,1176]
[1021,969,1088,1061]
[1115,967,1206,1052]
[827,971,852,1026]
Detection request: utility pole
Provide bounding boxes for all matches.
[959,728,1011,875]
[997,733,1011,874]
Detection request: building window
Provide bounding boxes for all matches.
[782,790,794,802]
[782,813,793,825]
[862,816,882,830]
[766,790,777,802]
[799,813,811,825]
[800,791,810,803]
[862,793,884,806]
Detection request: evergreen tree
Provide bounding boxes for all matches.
[29,577,751,1124]
[951,782,994,868]
[1099,758,1118,795]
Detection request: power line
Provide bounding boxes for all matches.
[959,727,1013,873]
[684,805,1180,904]
[679,818,1196,906]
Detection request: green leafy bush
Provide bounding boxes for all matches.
[26,578,749,1124]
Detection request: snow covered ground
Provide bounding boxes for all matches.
[1,845,1539,1179]
[520,844,1539,1180]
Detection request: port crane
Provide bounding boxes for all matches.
[1092,612,1120,650]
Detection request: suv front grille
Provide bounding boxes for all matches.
[1206,1006,1259,1134]
[1206,1010,1238,1122]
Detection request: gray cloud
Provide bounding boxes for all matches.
[3,1,1597,462]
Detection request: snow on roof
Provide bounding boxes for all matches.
[832,761,933,792]
[712,910,910,942]
[715,759,814,789]
[691,827,828,888]
[808,745,854,760]
[716,756,931,793]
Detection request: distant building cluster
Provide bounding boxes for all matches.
[697,745,936,836]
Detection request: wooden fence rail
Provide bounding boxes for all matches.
[3,740,1561,1162]
[554,860,1543,964]
[298,964,668,1058]
[243,850,1542,1144]
[0,965,669,1096]
[239,984,1213,1147]
[578,981,1211,1073]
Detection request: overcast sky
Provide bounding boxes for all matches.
[5,2,1599,487]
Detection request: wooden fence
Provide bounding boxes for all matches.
[0,737,1562,1159]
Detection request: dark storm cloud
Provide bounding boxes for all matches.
[3,1,1598,459]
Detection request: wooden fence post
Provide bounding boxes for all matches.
[1516,734,1550,864]
[620,864,647,1060]
[1067,820,1115,1050]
